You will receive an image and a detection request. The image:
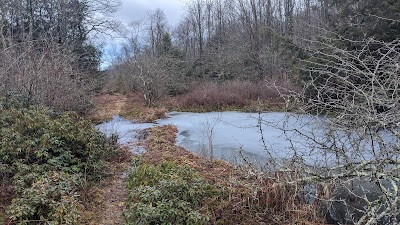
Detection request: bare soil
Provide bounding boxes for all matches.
[90,162,129,225]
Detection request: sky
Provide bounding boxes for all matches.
[118,0,187,26]
[100,0,187,69]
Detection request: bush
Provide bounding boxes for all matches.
[0,43,93,113]
[124,160,221,224]
[0,103,118,223]
[176,79,292,111]
[7,172,83,225]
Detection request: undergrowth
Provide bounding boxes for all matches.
[125,160,223,224]
[0,99,119,224]
[124,125,325,224]
[172,80,287,112]
[88,93,168,123]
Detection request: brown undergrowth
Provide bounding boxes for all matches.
[87,93,167,123]
[134,125,326,224]
[89,79,292,123]
[168,80,289,112]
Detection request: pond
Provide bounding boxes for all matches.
[97,111,399,224]
[97,111,327,166]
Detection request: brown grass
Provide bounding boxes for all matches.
[89,78,295,122]
[87,93,129,122]
[87,93,168,123]
[142,125,326,224]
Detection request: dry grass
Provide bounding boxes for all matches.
[87,93,168,123]
[142,125,326,224]
[87,93,129,122]
[135,107,168,123]
[89,78,294,123]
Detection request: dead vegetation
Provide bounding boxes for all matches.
[87,93,168,123]
[133,125,326,224]
[89,79,290,122]
[87,93,129,122]
[173,79,291,112]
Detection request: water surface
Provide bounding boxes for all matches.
[97,112,324,165]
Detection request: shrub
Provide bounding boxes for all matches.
[0,107,117,182]
[133,125,325,224]
[0,43,93,113]
[0,103,118,223]
[124,161,221,224]
[7,172,83,225]
[176,79,292,111]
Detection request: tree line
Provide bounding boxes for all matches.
[0,0,120,112]
[109,0,399,106]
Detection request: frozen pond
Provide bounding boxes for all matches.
[157,111,322,165]
[97,111,397,166]
[97,112,399,224]
[97,111,329,166]
[96,116,155,154]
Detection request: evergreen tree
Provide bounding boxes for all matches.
[327,0,400,44]
[0,0,102,73]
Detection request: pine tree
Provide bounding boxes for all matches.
[327,0,400,44]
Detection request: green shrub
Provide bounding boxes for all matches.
[7,172,83,225]
[0,104,118,223]
[124,161,222,225]
[0,107,117,182]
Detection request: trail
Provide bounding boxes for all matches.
[94,162,129,225]
[89,94,132,225]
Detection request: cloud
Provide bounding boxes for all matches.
[99,0,188,69]
[118,0,187,26]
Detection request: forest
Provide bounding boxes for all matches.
[0,0,399,224]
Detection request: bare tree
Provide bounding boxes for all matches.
[266,38,400,224]
[185,0,206,60]
[0,41,92,112]
[199,113,222,164]
[147,9,168,56]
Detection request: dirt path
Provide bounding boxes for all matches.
[91,160,130,225]
[87,93,152,224]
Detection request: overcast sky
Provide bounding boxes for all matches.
[100,0,187,68]
[118,0,187,26]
